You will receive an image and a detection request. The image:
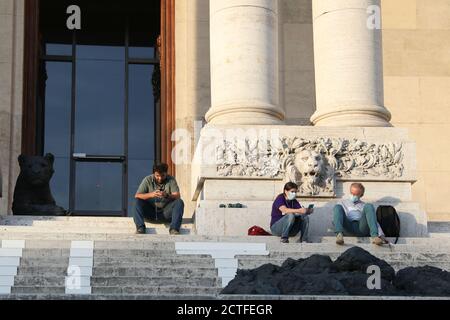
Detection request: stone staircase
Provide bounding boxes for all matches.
[0,216,449,300]
[0,216,194,235]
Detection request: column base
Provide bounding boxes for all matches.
[205,104,285,125]
[310,105,392,127]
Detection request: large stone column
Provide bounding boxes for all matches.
[205,0,285,125]
[310,0,392,127]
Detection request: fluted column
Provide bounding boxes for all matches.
[310,0,392,127]
[205,0,285,125]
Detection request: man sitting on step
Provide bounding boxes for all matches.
[333,183,384,246]
[133,162,184,235]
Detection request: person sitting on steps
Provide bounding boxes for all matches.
[133,162,184,235]
[270,182,313,243]
[333,182,384,246]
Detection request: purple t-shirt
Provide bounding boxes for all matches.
[270,194,302,227]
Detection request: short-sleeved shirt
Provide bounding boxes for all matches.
[270,194,302,227]
[136,174,180,208]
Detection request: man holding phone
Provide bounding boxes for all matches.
[133,163,184,235]
[270,182,314,243]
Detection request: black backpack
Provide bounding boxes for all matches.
[376,205,400,244]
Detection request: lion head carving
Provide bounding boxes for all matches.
[285,149,335,196]
[294,150,324,182]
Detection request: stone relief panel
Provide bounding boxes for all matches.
[216,137,404,197]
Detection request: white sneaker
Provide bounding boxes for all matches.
[336,233,344,245]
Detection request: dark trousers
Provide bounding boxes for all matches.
[133,198,184,231]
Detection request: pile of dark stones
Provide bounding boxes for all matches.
[222,247,450,297]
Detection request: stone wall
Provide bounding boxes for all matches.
[381,0,450,220]
[0,0,24,216]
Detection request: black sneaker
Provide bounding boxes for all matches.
[136,226,146,234]
[281,238,289,243]
[169,229,180,235]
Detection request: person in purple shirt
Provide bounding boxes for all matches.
[270,182,313,243]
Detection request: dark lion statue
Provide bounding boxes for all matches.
[12,153,68,216]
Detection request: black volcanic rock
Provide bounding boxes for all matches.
[292,254,334,274]
[393,266,450,297]
[221,247,450,297]
[331,246,396,281]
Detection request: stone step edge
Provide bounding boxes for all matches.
[0,216,194,222]
[2,234,448,241]
[4,236,450,247]
[0,223,195,228]
[10,286,221,291]
[16,274,220,278]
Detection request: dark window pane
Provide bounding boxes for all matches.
[74,1,126,156]
[41,61,72,210]
[129,47,155,60]
[43,61,72,157]
[44,41,73,57]
[127,159,154,216]
[77,42,125,61]
[75,59,125,155]
[49,157,70,210]
[128,64,156,160]
[128,64,156,216]
[75,162,123,211]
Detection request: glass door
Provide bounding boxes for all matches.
[71,25,127,215]
[39,0,160,216]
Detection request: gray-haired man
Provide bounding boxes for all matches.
[333,183,384,246]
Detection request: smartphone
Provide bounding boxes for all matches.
[308,204,315,209]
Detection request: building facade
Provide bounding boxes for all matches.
[1,0,449,225]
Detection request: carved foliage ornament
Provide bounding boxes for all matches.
[216,137,404,196]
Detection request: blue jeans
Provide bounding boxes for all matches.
[270,214,310,240]
[333,204,378,237]
[133,198,184,231]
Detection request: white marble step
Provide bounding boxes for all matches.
[0,216,192,223]
[0,226,192,235]
[2,231,450,245]
[0,216,194,228]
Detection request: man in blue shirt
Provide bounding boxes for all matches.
[270,182,313,243]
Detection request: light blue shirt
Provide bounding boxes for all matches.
[339,198,385,236]
[339,199,365,221]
